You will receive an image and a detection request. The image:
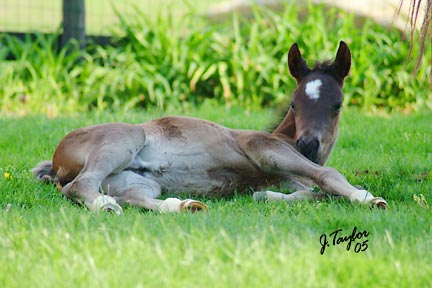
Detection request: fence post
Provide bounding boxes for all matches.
[61,0,85,48]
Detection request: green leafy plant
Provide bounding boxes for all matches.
[0,3,430,116]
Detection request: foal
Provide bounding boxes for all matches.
[32,41,387,214]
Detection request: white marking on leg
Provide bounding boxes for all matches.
[159,198,182,213]
[92,195,123,215]
[348,189,375,203]
[305,79,322,101]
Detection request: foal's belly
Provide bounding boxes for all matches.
[128,135,270,197]
[145,166,247,197]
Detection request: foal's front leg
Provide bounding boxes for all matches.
[254,189,327,202]
[310,167,387,208]
[245,137,387,208]
[254,176,326,203]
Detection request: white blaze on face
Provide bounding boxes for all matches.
[305,79,322,101]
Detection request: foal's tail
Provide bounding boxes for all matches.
[31,161,57,184]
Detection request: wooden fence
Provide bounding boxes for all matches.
[62,0,85,48]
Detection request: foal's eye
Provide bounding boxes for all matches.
[290,102,296,112]
[334,102,342,113]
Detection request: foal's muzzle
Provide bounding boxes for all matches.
[296,137,320,163]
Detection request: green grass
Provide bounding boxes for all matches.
[1,2,430,285]
[0,106,431,287]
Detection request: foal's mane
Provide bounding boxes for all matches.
[311,60,333,72]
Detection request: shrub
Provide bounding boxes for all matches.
[0,4,430,115]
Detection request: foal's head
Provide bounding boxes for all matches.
[278,41,351,165]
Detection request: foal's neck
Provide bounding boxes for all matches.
[272,109,296,145]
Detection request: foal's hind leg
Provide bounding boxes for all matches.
[59,124,146,214]
[103,171,208,213]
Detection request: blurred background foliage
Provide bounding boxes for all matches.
[0,3,430,116]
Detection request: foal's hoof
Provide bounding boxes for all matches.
[369,197,388,210]
[180,200,208,212]
[92,195,123,215]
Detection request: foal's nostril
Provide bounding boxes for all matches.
[296,138,301,148]
[309,138,320,152]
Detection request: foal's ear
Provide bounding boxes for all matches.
[331,41,351,81]
[288,43,310,82]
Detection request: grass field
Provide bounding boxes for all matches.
[1,1,430,286]
[0,106,431,287]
